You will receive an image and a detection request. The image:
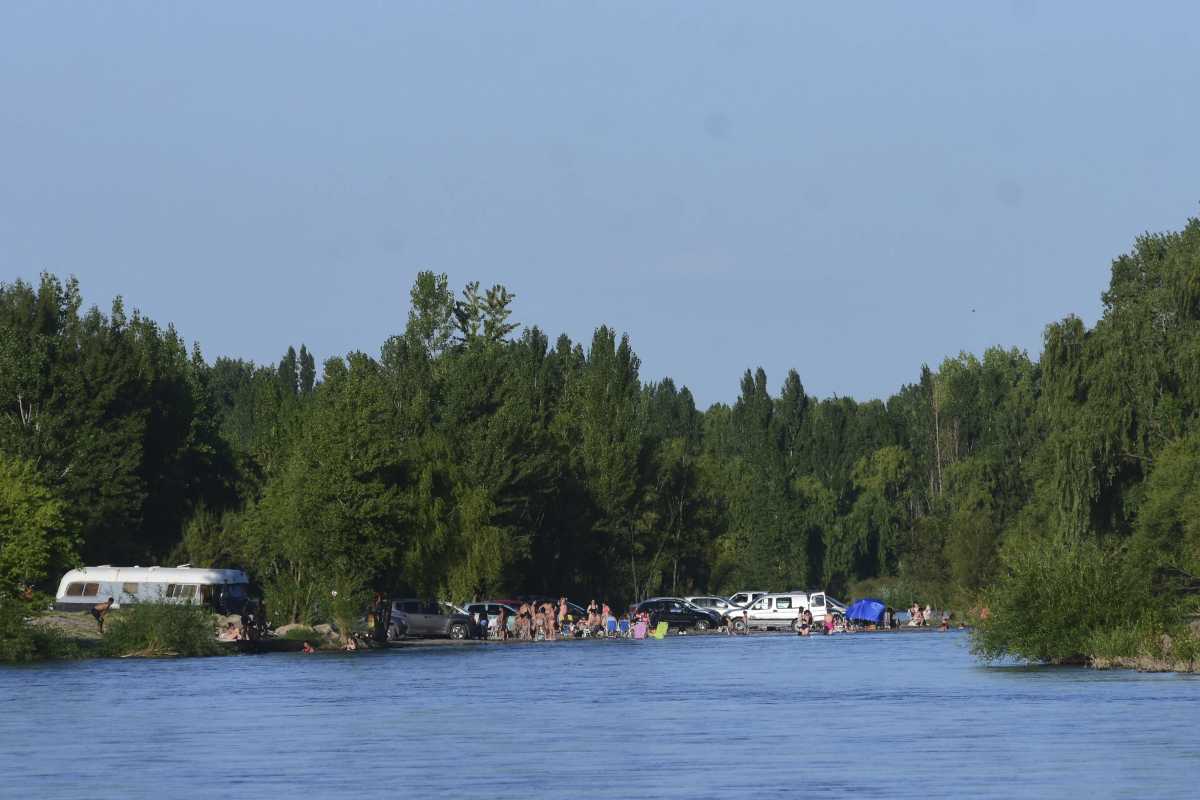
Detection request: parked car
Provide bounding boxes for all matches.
[685,595,742,614]
[728,592,808,632]
[462,601,520,636]
[388,598,478,640]
[634,597,722,631]
[726,590,768,609]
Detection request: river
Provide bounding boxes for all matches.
[2,629,1197,798]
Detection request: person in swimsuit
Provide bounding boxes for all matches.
[522,603,535,640]
[91,597,114,632]
[534,606,546,640]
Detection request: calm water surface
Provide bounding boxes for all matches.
[2,630,1197,799]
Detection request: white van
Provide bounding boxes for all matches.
[806,592,847,624]
[726,590,768,609]
[54,565,251,614]
[728,592,808,632]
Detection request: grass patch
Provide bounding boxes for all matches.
[0,597,81,662]
[1085,624,1148,662]
[279,625,320,641]
[100,603,225,658]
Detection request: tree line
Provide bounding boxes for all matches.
[3,219,1199,655]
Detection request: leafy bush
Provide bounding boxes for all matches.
[328,578,370,641]
[263,571,324,626]
[972,531,1140,664]
[100,603,224,658]
[0,597,79,662]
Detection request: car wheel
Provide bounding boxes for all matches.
[695,619,710,631]
[734,618,746,633]
[449,623,468,640]
[387,623,403,642]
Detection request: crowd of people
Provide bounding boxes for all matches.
[907,603,951,630]
[486,598,622,640]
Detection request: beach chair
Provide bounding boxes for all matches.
[617,619,630,637]
[606,618,618,637]
[633,620,648,640]
[652,621,669,639]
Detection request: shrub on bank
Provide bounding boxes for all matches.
[100,603,224,658]
[971,531,1140,664]
[0,597,79,662]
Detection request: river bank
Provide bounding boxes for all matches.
[6,608,1199,673]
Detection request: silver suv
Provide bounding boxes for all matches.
[388,599,477,640]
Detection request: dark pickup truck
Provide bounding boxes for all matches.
[387,599,478,640]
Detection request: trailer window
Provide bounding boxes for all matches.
[122,582,139,594]
[82,583,100,596]
[66,583,84,596]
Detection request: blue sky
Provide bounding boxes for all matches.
[2,2,1197,406]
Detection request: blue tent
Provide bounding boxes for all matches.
[845,598,886,624]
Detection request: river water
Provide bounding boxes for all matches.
[2,629,1197,799]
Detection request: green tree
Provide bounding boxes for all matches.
[0,453,75,591]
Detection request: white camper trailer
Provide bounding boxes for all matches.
[54,565,250,614]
